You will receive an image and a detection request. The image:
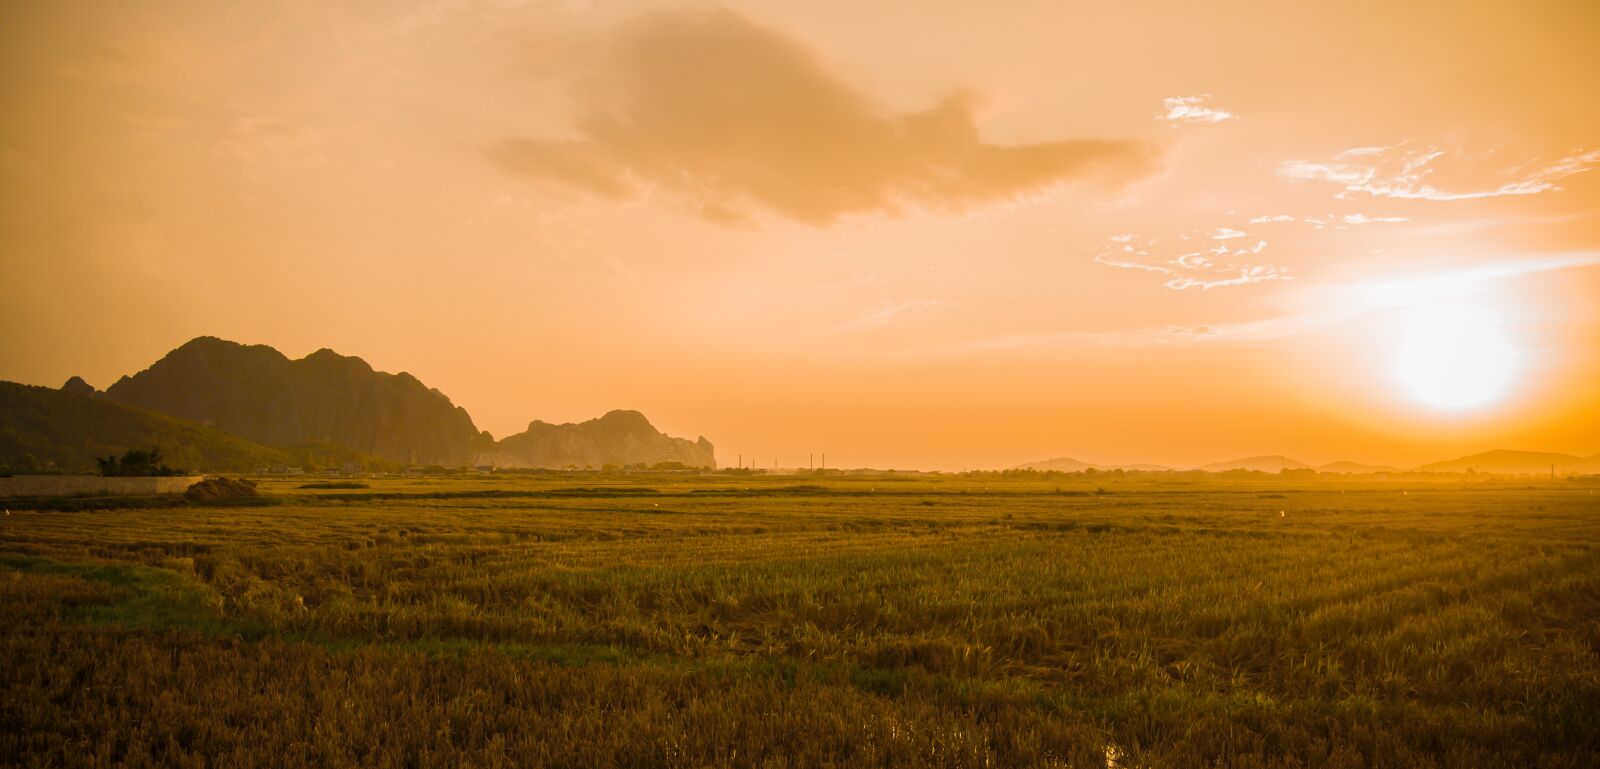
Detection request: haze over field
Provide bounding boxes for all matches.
[4,1,1599,470]
[4,6,1599,767]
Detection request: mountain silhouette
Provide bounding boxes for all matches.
[1415,450,1600,475]
[105,337,486,466]
[1197,455,1311,473]
[0,380,367,473]
[91,337,716,470]
[482,410,716,469]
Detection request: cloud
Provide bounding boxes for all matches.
[1192,251,1600,339]
[1161,95,1236,124]
[1249,214,1296,224]
[922,251,1600,357]
[1163,264,1291,291]
[1094,253,1171,274]
[1279,145,1600,201]
[1342,213,1407,224]
[1093,226,1287,290]
[491,10,1159,226]
[834,300,947,332]
[1411,211,1593,236]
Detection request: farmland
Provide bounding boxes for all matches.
[2,473,1597,768]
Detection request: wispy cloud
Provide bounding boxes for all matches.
[1342,213,1407,224]
[1279,145,1600,201]
[1092,229,1287,290]
[1094,252,1170,274]
[834,300,947,332]
[1411,210,1593,236]
[1158,251,1600,343]
[1161,95,1236,124]
[1164,264,1291,291]
[924,251,1600,357]
[492,9,1159,227]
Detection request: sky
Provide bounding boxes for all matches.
[3,0,1599,470]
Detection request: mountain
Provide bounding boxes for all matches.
[0,380,368,473]
[1010,457,1173,472]
[60,376,97,397]
[1415,450,1600,476]
[1011,457,1100,472]
[481,410,716,469]
[105,337,486,466]
[1197,455,1310,473]
[1316,461,1402,474]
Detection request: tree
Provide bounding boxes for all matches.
[97,447,183,477]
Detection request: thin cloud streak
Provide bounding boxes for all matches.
[1343,213,1407,224]
[918,252,1600,358]
[1163,264,1291,291]
[1280,146,1600,201]
[1181,251,1600,342]
[833,300,947,332]
[1161,95,1236,124]
[1093,253,1170,274]
[1092,227,1285,291]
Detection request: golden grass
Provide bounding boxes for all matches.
[2,473,1596,767]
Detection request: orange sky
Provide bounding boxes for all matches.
[3,1,1598,470]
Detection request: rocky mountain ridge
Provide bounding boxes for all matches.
[479,409,716,469]
[97,337,716,469]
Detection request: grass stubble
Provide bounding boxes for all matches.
[1,474,1596,767]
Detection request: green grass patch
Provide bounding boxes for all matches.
[0,556,237,634]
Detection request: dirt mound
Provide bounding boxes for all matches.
[184,476,258,502]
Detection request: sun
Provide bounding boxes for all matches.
[1394,302,1520,411]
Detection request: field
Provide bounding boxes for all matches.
[2,473,1597,768]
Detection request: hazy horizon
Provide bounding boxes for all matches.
[4,1,1599,472]
[10,333,1595,472]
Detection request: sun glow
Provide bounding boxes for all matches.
[1394,302,1520,411]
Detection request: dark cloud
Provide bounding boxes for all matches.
[491,10,1158,226]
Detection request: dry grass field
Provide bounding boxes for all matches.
[2,473,1597,768]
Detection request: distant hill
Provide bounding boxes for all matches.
[105,337,487,466]
[1415,450,1600,476]
[1010,457,1172,472]
[481,410,716,469]
[1197,455,1310,473]
[1316,461,1403,474]
[1010,457,1100,472]
[0,380,374,473]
